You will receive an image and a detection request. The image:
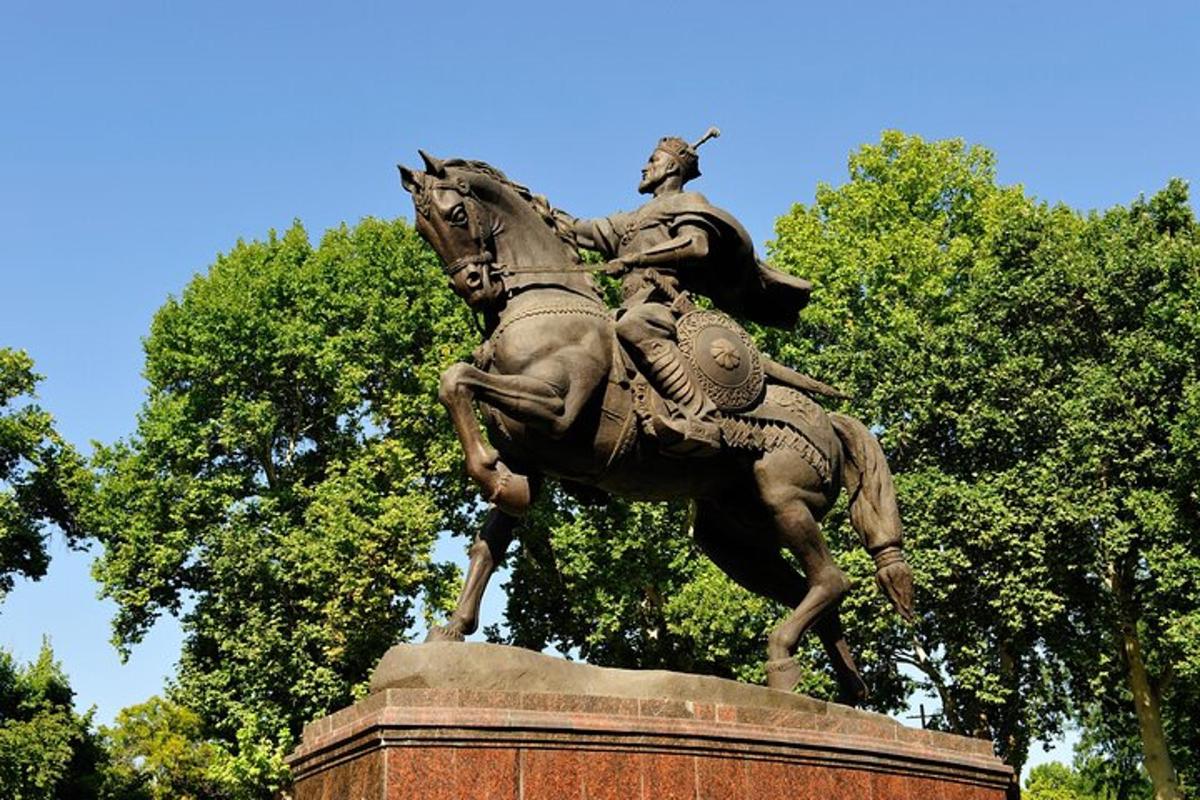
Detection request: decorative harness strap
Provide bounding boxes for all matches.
[487,301,611,348]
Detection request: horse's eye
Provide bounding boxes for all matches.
[449,204,468,226]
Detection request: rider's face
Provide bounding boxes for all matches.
[638,149,676,194]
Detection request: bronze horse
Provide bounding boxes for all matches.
[399,152,914,702]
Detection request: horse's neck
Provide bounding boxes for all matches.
[487,190,599,303]
[491,202,572,266]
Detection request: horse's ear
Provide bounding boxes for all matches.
[419,149,447,177]
[398,165,422,194]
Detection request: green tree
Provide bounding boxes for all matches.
[1045,180,1199,799]
[1025,762,1099,800]
[85,219,477,798]
[1025,757,1153,800]
[768,133,1198,793]
[1073,705,1155,800]
[0,349,88,600]
[0,642,105,800]
[98,696,226,800]
[766,133,1083,768]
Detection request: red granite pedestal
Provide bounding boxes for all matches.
[287,644,1014,800]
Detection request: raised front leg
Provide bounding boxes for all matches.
[427,507,520,642]
[438,359,586,514]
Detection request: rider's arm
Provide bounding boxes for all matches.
[620,222,711,269]
[571,214,626,258]
[571,217,603,250]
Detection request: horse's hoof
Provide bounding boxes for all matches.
[488,463,532,516]
[425,624,466,643]
[836,675,870,707]
[764,657,803,692]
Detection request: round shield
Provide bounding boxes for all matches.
[677,309,764,412]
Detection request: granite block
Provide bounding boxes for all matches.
[873,770,915,800]
[696,755,745,799]
[828,767,875,799]
[641,753,696,800]
[578,748,643,800]
[520,748,584,800]
[290,643,1014,800]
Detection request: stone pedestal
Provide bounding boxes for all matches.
[287,643,1014,799]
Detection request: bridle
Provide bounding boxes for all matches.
[418,177,508,308]
[423,176,605,308]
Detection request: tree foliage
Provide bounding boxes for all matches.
[1045,179,1200,795]
[0,643,104,800]
[1026,762,1103,800]
[99,696,227,800]
[764,133,1081,765]
[0,349,88,600]
[1024,759,1153,800]
[84,219,478,796]
[1072,705,1155,800]
[767,132,1198,788]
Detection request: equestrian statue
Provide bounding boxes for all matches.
[398,130,914,703]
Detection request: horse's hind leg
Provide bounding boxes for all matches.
[693,501,867,704]
[750,450,856,695]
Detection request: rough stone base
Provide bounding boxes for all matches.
[287,643,1014,799]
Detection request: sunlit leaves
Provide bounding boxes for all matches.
[0,349,89,601]
[86,218,477,796]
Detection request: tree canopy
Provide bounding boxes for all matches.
[766,132,1198,793]
[0,643,104,800]
[0,349,87,600]
[98,695,227,800]
[84,218,479,796]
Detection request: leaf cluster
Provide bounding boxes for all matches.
[84,218,478,795]
[0,643,105,800]
[0,349,89,600]
[769,132,1199,776]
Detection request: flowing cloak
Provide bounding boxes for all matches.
[588,191,812,328]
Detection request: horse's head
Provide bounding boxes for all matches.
[401,151,595,313]
[400,151,504,310]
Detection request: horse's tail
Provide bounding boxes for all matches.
[829,412,914,621]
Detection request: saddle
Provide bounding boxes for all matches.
[597,307,838,482]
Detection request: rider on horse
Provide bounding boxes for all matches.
[567,129,814,456]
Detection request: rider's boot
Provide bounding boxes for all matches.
[642,339,721,457]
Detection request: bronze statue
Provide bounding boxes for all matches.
[398,135,914,703]
[566,128,817,456]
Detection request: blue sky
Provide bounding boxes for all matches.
[1,0,1196,769]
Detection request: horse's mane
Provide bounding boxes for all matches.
[445,159,581,261]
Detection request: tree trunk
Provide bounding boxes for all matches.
[1111,563,1182,800]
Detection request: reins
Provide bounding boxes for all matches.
[441,259,610,279]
